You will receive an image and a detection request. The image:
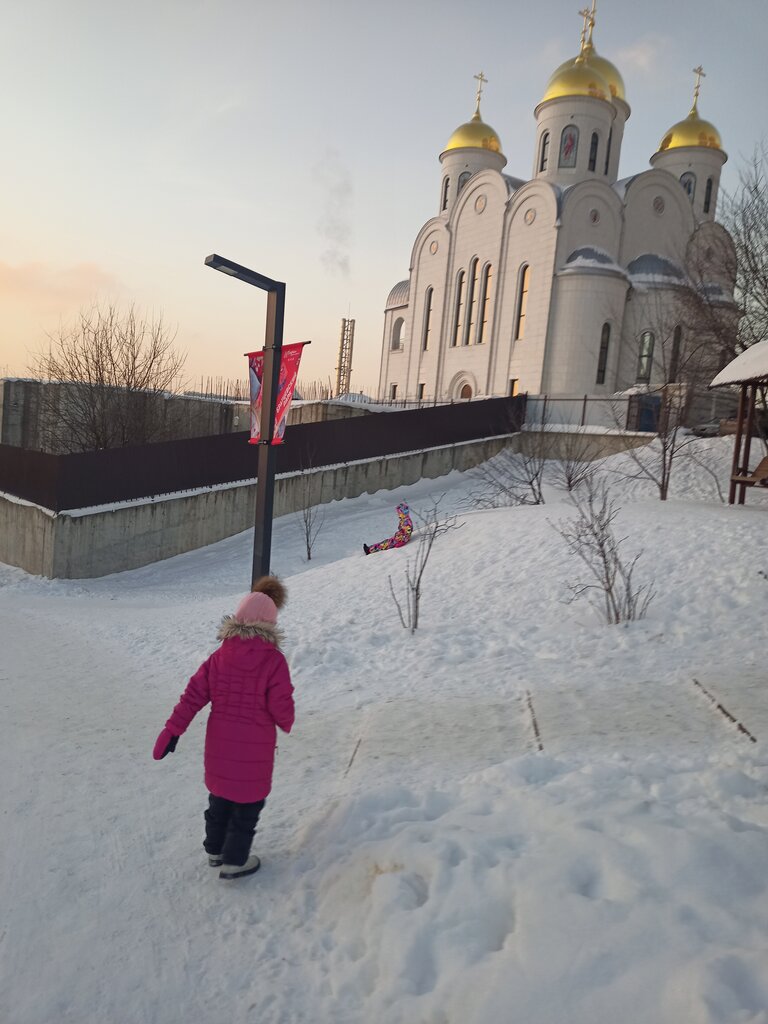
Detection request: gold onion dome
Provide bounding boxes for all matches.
[444,110,503,154]
[541,3,623,105]
[658,68,722,152]
[540,57,611,103]
[572,46,625,100]
[658,112,722,152]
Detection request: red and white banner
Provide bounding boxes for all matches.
[246,341,307,445]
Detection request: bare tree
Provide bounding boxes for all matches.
[388,496,464,633]
[717,146,768,448]
[30,303,186,452]
[723,145,768,354]
[611,280,733,500]
[553,477,655,625]
[294,448,326,561]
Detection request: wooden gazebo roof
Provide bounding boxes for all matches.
[710,340,768,504]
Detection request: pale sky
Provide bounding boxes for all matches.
[1,0,766,394]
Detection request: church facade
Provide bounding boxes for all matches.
[377,8,736,404]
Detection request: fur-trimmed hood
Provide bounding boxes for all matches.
[217,615,283,649]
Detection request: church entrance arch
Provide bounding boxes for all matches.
[447,372,478,402]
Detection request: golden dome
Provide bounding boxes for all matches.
[581,46,626,101]
[658,107,723,152]
[540,56,611,104]
[444,110,502,154]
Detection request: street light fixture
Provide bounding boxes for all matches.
[205,253,285,584]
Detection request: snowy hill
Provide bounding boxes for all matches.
[1,437,767,1023]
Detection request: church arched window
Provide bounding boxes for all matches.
[588,132,599,173]
[464,257,480,345]
[476,264,493,344]
[514,264,530,341]
[604,128,612,175]
[704,177,713,214]
[595,323,611,384]
[636,331,655,383]
[539,132,550,172]
[422,288,434,351]
[451,271,466,347]
[391,317,404,350]
[441,176,450,211]
[680,172,696,201]
[670,325,682,382]
[460,383,473,400]
[458,171,471,193]
[559,125,579,168]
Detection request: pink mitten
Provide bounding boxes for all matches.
[153,727,179,760]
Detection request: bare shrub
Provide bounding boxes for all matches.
[553,477,655,625]
[551,429,599,493]
[388,496,464,633]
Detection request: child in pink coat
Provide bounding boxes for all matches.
[153,576,294,880]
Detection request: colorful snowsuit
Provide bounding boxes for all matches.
[365,502,413,553]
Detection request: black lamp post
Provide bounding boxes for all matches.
[205,253,285,584]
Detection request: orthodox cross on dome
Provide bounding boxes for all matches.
[473,71,488,116]
[579,0,597,54]
[691,64,706,113]
[578,8,590,55]
[586,0,597,48]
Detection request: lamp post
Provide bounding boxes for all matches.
[205,253,285,584]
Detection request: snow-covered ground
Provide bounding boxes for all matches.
[1,437,768,1024]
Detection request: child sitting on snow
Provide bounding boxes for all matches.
[152,576,294,880]
[363,501,413,555]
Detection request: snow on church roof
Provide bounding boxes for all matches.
[627,253,686,284]
[710,339,768,387]
[562,246,627,277]
[385,280,410,310]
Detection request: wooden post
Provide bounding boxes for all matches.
[729,384,747,505]
[739,384,758,505]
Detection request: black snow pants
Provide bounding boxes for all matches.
[204,794,265,866]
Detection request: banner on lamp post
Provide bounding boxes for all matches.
[246,341,308,445]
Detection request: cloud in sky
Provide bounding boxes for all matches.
[0,260,122,314]
[615,35,673,74]
[314,150,353,277]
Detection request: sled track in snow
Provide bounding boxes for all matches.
[524,690,544,752]
[691,678,758,744]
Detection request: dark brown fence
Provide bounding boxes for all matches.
[0,396,525,512]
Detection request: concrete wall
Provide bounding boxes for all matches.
[0,434,515,579]
[0,379,370,452]
[0,429,653,579]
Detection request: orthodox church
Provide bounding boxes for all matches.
[377,4,735,403]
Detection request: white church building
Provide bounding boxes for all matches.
[377,6,736,404]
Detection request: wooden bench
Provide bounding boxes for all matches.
[732,455,768,487]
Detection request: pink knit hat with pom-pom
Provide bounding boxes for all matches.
[233,591,278,625]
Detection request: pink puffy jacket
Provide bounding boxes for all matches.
[163,618,294,803]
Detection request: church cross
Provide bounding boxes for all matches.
[578,7,591,51]
[587,0,597,46]
[692,64,706,107]
[474,71,488,114]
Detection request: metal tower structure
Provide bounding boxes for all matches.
[335,317,355,396]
